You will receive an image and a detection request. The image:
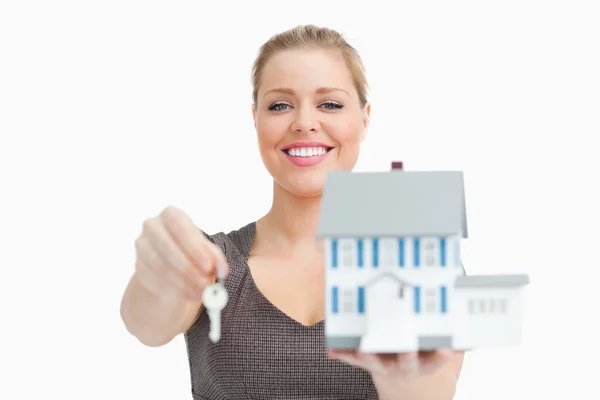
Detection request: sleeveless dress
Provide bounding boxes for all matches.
[184,221,378,399]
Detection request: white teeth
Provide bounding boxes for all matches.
[286,147,329,157]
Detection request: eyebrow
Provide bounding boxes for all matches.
[263,87,350,97]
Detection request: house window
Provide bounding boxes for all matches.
[424,288,438,313]
[479,299,486,313]
[467,298,508,314]
[341,240,354,267]
[422,237,439,267]
[468,299,475,314]
[498,298,507,313]
[425,255,435,266]
[342,288,354,313]
[380,238,396,266]
[455,240,461,267]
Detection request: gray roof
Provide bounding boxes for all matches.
[455,274,530,287]
[317,170,468,238]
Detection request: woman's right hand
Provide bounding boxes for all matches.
[133,206,229,302]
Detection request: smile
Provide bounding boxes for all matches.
[280,141,335,167]
[284,147,332,157]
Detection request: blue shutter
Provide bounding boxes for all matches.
[398,238,405,267]
[440,286,447,313]
[414,237,420,267]
[332,286,338,313]
[332,239,338,268]
[357,239,364,268]
[455,240,460,267]
[358,286,365,314]
[440,237,446,267]
[414,286,421,313]
[372,238,379,268]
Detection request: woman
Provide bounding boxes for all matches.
[120,24,464,400]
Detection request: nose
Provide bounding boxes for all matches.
[290,108,319,134]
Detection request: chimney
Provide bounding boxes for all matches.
[391,161,403,170]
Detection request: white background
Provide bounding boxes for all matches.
[1,1,599,399]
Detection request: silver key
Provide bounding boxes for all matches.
[203,281,228,342]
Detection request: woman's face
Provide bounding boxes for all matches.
[253,48,370,198]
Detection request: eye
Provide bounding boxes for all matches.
[268,102,291,111]
[319,101,344,110]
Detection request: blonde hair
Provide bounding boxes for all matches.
[251,24,369,107]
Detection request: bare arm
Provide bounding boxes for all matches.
[120,273,216,346]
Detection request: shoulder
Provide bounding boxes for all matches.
[198,221,256,293]
[199,221,255,263]
[185,221,255,334]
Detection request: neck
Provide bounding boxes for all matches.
[256,180,324,255]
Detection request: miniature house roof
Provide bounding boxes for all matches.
[317,170,468,238]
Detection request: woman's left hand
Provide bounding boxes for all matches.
[328,348,455,378]
[328,348,462,400]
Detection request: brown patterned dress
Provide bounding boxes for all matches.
[184,221,378,399]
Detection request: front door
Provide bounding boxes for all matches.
[359,275,418,353]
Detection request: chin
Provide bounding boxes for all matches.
[277,171,328,198]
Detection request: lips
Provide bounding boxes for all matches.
[282,146,334,167]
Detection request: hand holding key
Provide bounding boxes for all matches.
[134,206,229,302]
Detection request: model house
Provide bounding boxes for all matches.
[317,162,529,353]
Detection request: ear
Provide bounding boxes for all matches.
[360,128,368,142]
[251,103,257,129]
[360,102,371,142]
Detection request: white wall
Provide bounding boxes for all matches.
[1,1,599,399]
[453,287,525,349]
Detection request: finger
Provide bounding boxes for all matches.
[419,349,454,374]
[137,245,196,300]
[373,353,403,376]
[419,349,453,363]
[136,233,204,300]
[160,207,211,269]
[204,241,229,279]
[134,259,162,295]
[135,259,190,300]
[356,352,389,376]
[394,351,420,376]
[160,207,229,277]
[143,217,207,289]
[328,349,354,359]
[329,350,368,370]
[374,353,399,366]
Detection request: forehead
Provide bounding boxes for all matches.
[259,48,355,95]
